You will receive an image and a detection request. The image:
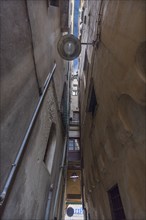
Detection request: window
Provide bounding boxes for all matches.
[70,3,72,15]
[72,90,78,96]
[49,0,59,7]
[60,83,67,129]
[108,184,126,220]
[83,51,89,72]
[73,111,79,121]
[68,139,80,151]
[43,124,56,174]
[81,7,85,22]
[84,15,87,24]
[83,51,89,89]
[87,84,97,116]
[72,86,78,91]
[72,79,78,92]
[68,139,74,150]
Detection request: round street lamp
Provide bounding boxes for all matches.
[57,34,81,61]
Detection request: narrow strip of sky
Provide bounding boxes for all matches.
[73,0,80,73]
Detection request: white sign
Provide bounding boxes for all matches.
[65,204,84,220]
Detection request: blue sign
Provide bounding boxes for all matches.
[67,207,74,217]
[74,207,83,215]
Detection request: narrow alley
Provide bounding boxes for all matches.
[0,0,146,220]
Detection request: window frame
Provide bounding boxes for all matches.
[68,138,80,151]
[83,51,89,90]
[43,123,57,175]
[87,81,98,117]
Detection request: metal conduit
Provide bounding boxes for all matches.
[52,62,70,219]
[51,136,67,220]
[0,63,57,207]
[44,184,54,220]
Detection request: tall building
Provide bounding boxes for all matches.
[0,0,146,220]
[79,1,146,220]
[0,1,69,219]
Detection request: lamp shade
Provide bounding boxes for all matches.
[57,34,81,61]
[70,172,79,182]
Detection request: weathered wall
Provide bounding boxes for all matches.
[0,0,67,219]
[66,170,81,203]
[79,0,146,219]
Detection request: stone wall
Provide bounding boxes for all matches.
[0,1,67,219]
[79,0,146,219]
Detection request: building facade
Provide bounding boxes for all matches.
[0,1,69,219]
[79,0,146,220]
[0,0,146,220]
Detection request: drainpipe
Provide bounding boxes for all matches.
[52,62,70,219]
[52,136,67,220]
[81,163,88,220]
[78,62,87,220]
[0,63,57,209]
[58,180,66,219]
[80,125,88,220]
[44,184,54,220]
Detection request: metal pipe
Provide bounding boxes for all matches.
[53,62,70,219]
[58,181,66,220]
[0,63,57,207]
[52,136,67,218]
[81,42,93,45]
[44,184,54,220]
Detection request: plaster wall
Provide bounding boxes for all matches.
[0,1,66,219]
[79,0,146,219]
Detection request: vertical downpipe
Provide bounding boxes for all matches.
[52,62,70,220]
[44,185,53,220]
